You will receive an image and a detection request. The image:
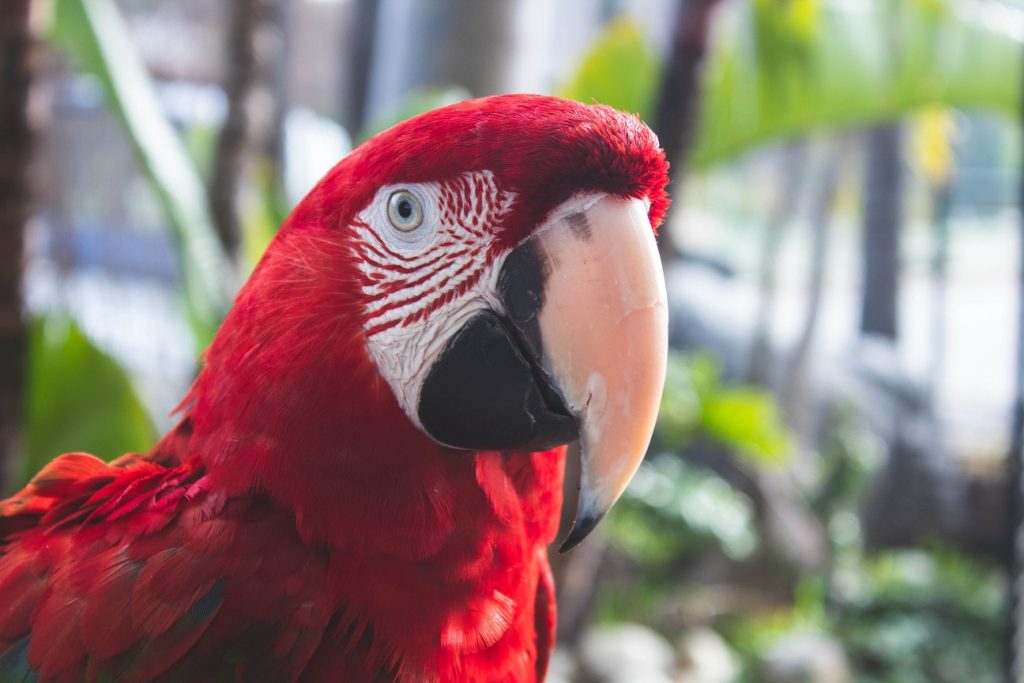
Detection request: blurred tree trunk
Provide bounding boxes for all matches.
[0,0,34,491]
[782,145,842,422]
[1007,46,1024,681]
[652,0,723,262]
[860,122,904,340]
[210,0,265,259]
[927,182,952,396]
[363,0,523,123]
[440,0,519,98]
[748,140,808,386]
[342,0,380,135]
[265,0,292,198]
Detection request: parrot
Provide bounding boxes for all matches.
[0,94,670,682]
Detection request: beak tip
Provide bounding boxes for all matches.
[557,510,606,554]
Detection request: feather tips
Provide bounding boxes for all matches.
[0,457,333,681]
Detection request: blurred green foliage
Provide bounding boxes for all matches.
[611,453,758,560]
[833,550,1003,683]
[724,547,1004,683]
[599,453,758,626]
[239,174,287,274]
[558,17,661,121]
[561,4,1022,168]
[607,356,1005,682]
[658,353,791,465]
[23,317,156,488]
[696,0,1022,167]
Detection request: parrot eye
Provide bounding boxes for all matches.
[387,190,424,232]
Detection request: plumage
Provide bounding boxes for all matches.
[0,94,669,681]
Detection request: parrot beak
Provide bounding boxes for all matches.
[527,196,668,552]
[417,195,667,551]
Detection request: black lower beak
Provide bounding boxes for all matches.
[418,310,579,452]
[558,510,604,553]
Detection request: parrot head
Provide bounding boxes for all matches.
[190,94,670,551]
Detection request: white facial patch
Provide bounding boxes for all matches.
[352,171,517,425]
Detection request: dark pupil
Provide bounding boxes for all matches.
[397,198,413,220]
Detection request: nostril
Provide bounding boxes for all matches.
[566,212,592,241]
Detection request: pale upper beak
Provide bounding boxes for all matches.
[531,196,668,551]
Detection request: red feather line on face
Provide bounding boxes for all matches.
[354,170,514,337]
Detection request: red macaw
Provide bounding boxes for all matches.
[0,94,669,682]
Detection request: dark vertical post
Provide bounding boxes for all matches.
[440,0,521,98]
[266,0,293,191]
[928,182,952,396]
[651,0,723,262]
[1006,47,1024,683]
[210,0,264,259]
[0,0,34,492]
[782,145,842,421]
[361,0,524,127]
[342,0,380,136]
[860,122,903,340]
[748,140,807,385]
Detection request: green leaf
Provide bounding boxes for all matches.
[692,0,1023,168]
[47,0,233,346]
[559,17,661,122]
[657,353,791,465]
[702,388,791,464]
[22,317,156,487]
[240,170,286,274]
[689,355,791,465]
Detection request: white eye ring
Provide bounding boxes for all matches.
[387,190,424,232]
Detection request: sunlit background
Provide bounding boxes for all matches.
[4,0,1024,681]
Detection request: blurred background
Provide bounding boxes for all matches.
[1,0,1022,681]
